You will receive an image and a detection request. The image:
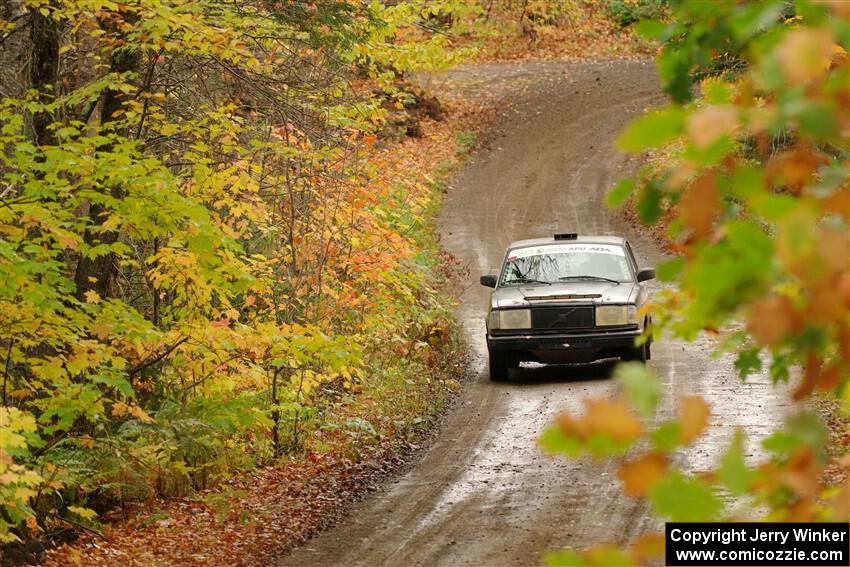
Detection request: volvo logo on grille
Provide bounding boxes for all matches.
[533,306,592,330]
[556,308,580,319]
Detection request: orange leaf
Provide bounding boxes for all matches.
[679,395,710,444]
[781,447,819,499]
[687,105,737,150]
[631,532,666,562]
[794,352,821,400]
[586,398,644,442]
[775,27,834,85]
[767,144,827,192]
[819,189,850,222]
[746,294,799,346]
[556,397,644,443]
[678,171,720,239]
[618,453,669,497]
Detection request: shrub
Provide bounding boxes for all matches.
[602,0,669,27]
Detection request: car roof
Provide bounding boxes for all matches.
[507,235,627,250]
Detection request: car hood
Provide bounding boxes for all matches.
[491,281,638,309]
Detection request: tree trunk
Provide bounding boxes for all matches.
[73,16,140,301]
[29,8,59,147]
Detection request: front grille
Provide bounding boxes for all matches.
[531,306,594,331]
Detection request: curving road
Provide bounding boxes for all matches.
[277,59,790,567]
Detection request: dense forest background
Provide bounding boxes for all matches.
[0,0,656,550]
[1,0,848,565]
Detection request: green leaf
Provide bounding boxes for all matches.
[585,433,632,457]
[762,430,801,455]
[636,180,663,225]
[651,421,682,451]
[734,349,762,380]
[718,430,755,495]
[606,178,635,209]
[617,106,686,152]
[763,412,827,460]
[546,548,637,567]
[793,99,838,139]
[649,470,723,521]
[657,49,693,104]
[656,257,685,281]
[750,193,801,222]
[546,550,587,567]
[635,19,668,41]
[616,362,660,418]
[730,165,764,199]
[539,425,582,458]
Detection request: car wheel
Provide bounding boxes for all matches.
[624,342,649,364]
[489,351,510,381]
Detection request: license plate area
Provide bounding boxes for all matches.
[540,339,592,350]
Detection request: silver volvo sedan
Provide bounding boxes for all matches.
[480,233,655,381]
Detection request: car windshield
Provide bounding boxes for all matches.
[500,243,632,285]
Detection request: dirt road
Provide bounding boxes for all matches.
[278,59,790,567]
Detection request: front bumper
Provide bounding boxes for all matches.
[487,328,643,363]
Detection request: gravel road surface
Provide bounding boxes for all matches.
[278,59,789,567]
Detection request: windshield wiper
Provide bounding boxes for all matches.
[504,277,552,286]
[558,275,621,285]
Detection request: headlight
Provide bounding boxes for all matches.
[491,309,531,330]
[595,305,638,326]
[488,310,500,329]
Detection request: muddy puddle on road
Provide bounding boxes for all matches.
[278,59,791,567]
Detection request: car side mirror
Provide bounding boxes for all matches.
[637,268,655,282]
[480,275,497,288]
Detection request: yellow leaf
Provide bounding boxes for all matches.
[128,404,156,424]
[84,290,100,304]
[67,506,98,521]
[91,323,112,339]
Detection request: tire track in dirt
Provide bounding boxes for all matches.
[277,59,790,567]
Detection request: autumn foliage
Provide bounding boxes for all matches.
[544,1,850,565]
[0,0,475,545]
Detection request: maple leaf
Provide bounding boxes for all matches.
[618,453,668,497]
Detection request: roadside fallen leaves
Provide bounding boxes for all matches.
[47,448,412,566]
[40,92,489,567]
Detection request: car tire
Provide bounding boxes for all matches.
[624,341,649,364]
[489,351,510,381]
